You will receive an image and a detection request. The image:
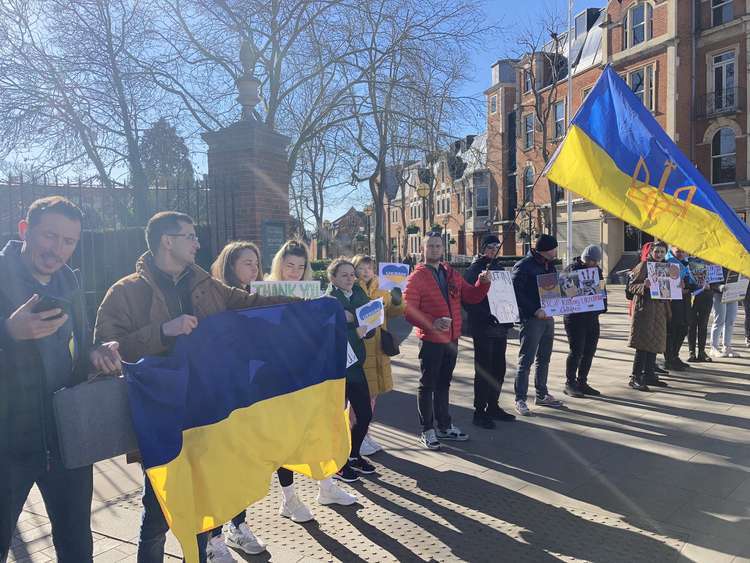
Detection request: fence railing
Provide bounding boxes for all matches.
[695,87,744,119]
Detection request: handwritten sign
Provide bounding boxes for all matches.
[378,262,410,291]
[647,262,682,300]
[250,281,323,299]
[722,273,749,304]
[537,268,606,316]
[355,298,385,332]
[487,271,519,323]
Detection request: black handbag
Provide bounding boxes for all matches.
[380,327,400,356]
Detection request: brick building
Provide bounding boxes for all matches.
[488,0,750,277]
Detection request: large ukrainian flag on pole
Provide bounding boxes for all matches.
[123,299,351,562]
[544,65,750,276]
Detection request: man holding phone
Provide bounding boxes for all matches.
[0,196,121,563]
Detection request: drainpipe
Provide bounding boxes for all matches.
[690,0,697,161]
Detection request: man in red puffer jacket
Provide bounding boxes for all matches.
[404,233,491,450]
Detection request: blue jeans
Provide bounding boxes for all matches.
[711,294,739,349]
[138,472,209,563]
[1,461,93,563]
[210,510,246,538]
[515,318,555,402]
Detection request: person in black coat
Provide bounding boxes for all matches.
[463,234,516,429]
[562,245,607,398]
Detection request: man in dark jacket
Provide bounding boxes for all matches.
[0,197,121,563]
[686,258,714,363]
[562,245,607,398]
[463,234,515,428]
[664,246,698,372]
[511,234,563,416]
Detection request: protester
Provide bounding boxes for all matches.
[626,241,671,391]
[687,257,713,363]
[664,247,697,371]
[352,254,405,452]
[463,234,515,429]
[94,212,294,563]
[511,234,563,416]
[266,241,357,511]
[745,283,750,347]
[0,197,121,563]
[710,268,741,358]
[404,233,491,449]
[562,245,606,398]
[326,258,376,482]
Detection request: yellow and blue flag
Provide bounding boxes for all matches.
[123,299,351,562]
[544,65,750,276]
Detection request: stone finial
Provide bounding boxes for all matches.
[237,39,260,120]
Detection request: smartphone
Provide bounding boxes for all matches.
[32,295,71,320]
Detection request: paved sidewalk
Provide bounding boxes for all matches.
[9,290,750,562]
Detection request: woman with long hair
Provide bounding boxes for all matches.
[351,255,404,454]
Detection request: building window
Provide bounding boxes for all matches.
[712,128,736,184]
[582,87,592,100]
[490,95,497,114]
[628,65,655,111]
[523,114,534,149]
[623,2,653,49]
[553,100,566,138]
[523,69,532,93]
[713,51,736,111]
[712,0,733,27]
[523,167,534,202]
[476,186,488,208]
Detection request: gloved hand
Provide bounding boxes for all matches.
[390,287,403,306]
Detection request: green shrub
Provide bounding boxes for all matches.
[310,259,331,271]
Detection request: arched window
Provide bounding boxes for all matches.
[623,2,653,49]
[712,127,736,184]
[523,167,535,202]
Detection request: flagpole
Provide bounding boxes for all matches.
[566,0,574,265]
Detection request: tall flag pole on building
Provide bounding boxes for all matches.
[543,65,750,277]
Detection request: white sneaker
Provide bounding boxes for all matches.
[279,494,314,523]
[206,535,237,563]
[419,429,441,450]
[725,347,741,358]
[359,434,382,456]
[317,481,357,506]
[536,393,563,408]
[515,400,531,416]
[225,522,266,555]
[710,346,725,358]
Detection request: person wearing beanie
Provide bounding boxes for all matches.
[663,246,698,373]
[562,245,607,399]
[463,234,516,429]
[511,234,563,416]
[686,257,714,363]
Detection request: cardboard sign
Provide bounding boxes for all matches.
[647,262,682,300]
[688,261,724,287]
[250,281,323,299]
[487,271,519,323]
[378,262,410,291]
[346,342,358,368]
[355,297,385,332]
[722,273,749,304]
[537,268,606,316]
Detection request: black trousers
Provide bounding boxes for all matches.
[666,299,690,362]
[632,349,657,379]
[1,461,93,563]
[688,291,713,353]
[346,377,372,460]
[418,340,458,432]
[471,335,507,414]
[564,314,600,385]
[745,296,750,340]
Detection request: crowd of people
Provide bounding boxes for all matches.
[1,196,747,563]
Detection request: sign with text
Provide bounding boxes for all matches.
[355,298,385,332]
[688,261,724,287]
[647,262,682,300]
[378,262,410,291]
[250,281,323,299]
[722,273,749,304]
[537,268,606,316]
[487,271,519,323]
[346,342,358,368]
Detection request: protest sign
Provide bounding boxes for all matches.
[707,265,725,284]
[537,268,606,316]
[647,262,682,300]
[346,342,358,368]
[250,281,323,299]
[688,261,724,287]
[378,262,410,291]
[487,271,519,323]
[722,273,749,303]
[356,297,385,332]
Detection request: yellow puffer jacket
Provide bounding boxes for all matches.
[357,276,406,397]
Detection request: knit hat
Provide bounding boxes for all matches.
[582,245,602,263]
[535,234,558,252]
[481,234,501,249]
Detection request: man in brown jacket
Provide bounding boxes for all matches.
[94,211,292,563]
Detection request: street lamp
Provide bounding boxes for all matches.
[363,205,373,256]
[322,219,331,258]
[443,216,450,262]
[416,183,430,236]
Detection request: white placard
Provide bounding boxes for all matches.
[487,271,519,323]
[250,281,323,299]
[346,342,358,368]
[378,262,410,291]
[722,274,749,304]
[647,262,682,300]
[355,297,385,332]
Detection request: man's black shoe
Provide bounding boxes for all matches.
[349,456,376,474]
[334,465,359,483]
[644,375,669,387]
[472,413,495,429]
[628,378,650,391]
[564,382,584,398]
[487,408,516,422]
[654,365,669,375]
[687,353,699,363]
[697,351,712,362]
[674,359,690,370]
[669,362,686,372]
[578,383,601,396]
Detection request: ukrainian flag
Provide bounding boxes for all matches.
[544,65,750,277]
[123,299,351,562]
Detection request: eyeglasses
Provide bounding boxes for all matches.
[167,233,199,243]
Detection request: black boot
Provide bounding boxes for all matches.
[564,381,584,398]
[687,351,699,363]
[472,411,495,429]
[697,349,712,362]
[578,381,601,396]
[628,374,650,391]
